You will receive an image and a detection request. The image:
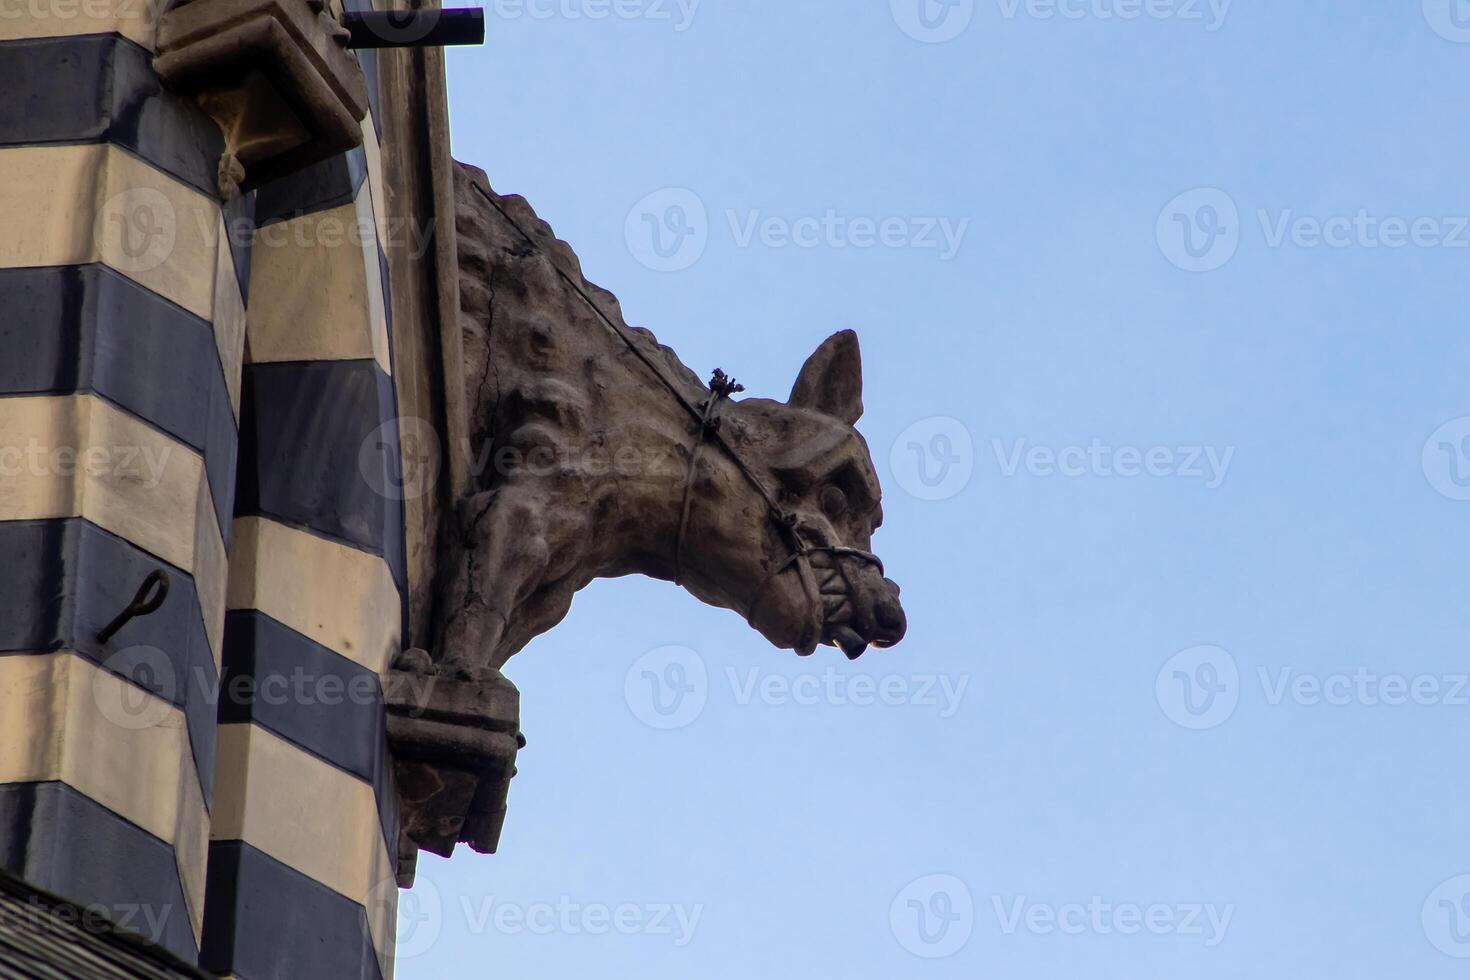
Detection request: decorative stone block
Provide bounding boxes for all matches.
[384,650,522,886]
[154,0,370,197]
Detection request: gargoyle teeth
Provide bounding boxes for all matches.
[831,626,869,660]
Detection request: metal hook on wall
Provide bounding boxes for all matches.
[97,570,171,644]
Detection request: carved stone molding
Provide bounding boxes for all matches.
[385,650,523,886]
[154,0,369,198]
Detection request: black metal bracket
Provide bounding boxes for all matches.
[343,8,485,49]
[97,570,171,644]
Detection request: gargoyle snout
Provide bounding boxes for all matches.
[827,572,907,659]
[870,578,907,648]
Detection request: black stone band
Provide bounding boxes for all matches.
[0,265,239,544]
[0,520,219,804]
[253,147,370,228]
[219,611,400,857]
[0,35,222,200]
[0,783,197,964]
[201,841,384,980]
[236,359,407,600]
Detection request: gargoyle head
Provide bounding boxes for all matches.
[675,330,907,659]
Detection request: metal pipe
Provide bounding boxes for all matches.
[342,8,485,49]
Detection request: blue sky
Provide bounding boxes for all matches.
[398,3,1470,976]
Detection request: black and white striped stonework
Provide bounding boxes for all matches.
[0,7,408,979]
[0,24,242,963]
[204,59,407,980]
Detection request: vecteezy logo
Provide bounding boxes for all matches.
[1424,875,1470,957]
[890,0,975,43]
[357,6,440,44]
[889,417,974,501]
[1423,418,1470,501]
[1155,645,1239,730]
[360,417,442,502]
[94,187,177,274]
[624,645,708,729]
[1156,188,1240,273]
[377,871,440,959]
[889,874,974,958]
[93,645,177,731]
[625,188,708,272]
[1423,0,1470,42]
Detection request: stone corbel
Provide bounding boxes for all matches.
[153,0,370,199]
[385,650,523,887]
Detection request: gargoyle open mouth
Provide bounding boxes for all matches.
[815,551,871,660]
[810,548,907,660]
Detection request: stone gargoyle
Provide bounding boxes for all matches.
[387,163,907,879]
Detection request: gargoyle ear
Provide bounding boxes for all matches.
[789,330,863,425]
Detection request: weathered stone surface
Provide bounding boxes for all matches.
[154,0,368,196]
[375,43,465,659]
[385,650,520,879]
[386,162,909,874]
[440,163,907,672]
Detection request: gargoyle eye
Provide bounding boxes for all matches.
[819,485,847,518]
